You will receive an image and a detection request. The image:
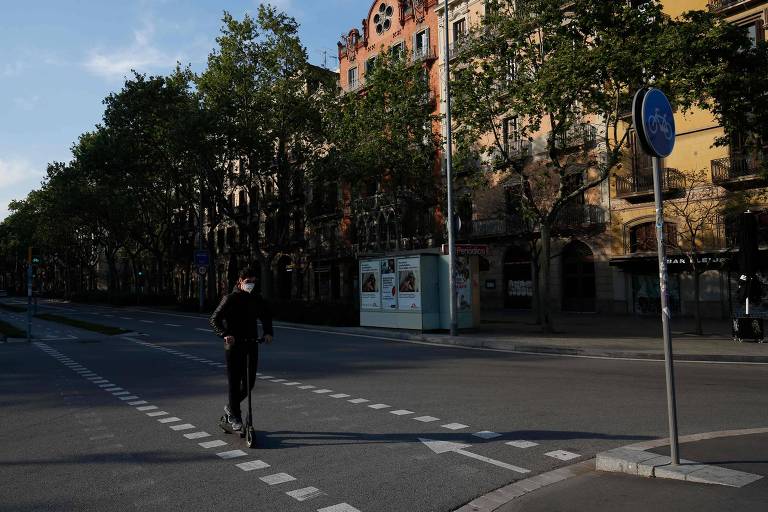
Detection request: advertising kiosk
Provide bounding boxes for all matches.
[359,251,480,331]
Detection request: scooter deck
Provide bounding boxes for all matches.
[218,415,245,437]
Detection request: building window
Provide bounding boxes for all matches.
[503,117,521,154]
[348,67,358,89]
[453,18,466,43]
[391,41,405,59]
[365,56,377,75]
[373,3,394,35]
[630,222,677,253]
[744,19,765,48]
[414,29,430,59]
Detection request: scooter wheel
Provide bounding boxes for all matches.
[246,427,256,448]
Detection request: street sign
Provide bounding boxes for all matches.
[197,266,208,276]
[442,244,489,256]
[633,87,676,158]
[195,251,209,267]
[633,86,680,466]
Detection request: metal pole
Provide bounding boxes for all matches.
[198,191,205,313]
[651,156,680,465]
[443,0,458,336]
[26,263,32,342]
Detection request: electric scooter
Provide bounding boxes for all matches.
[218,337,263,448]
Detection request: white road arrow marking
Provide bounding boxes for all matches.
[419,438,530,474]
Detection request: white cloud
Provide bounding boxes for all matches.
[0,158,44,221]
[83,19,182,80]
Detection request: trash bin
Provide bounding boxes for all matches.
[732,316,765,343]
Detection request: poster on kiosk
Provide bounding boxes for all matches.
[381,258,398,310]
[397,256,422,311]
[360,260,381,310]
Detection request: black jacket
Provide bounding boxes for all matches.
[209,289,274,339]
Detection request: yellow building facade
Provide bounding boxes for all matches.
[609,0,767,317]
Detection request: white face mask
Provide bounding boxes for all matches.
[242,282,256,293]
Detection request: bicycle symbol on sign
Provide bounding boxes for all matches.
[647,108,674,142]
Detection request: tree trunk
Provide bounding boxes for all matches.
[693,269,703,335]
[540,222,554,333]
[530,251,541,325]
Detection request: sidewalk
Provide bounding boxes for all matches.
[489,431,768,512]
[280,310,768,363]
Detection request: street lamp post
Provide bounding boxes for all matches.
[443,0,458,336]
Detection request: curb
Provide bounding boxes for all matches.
[273,322,768,364]
[454,427,768,512]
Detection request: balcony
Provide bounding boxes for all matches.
[615,168,685,203]
[346,77,364,93]
[711,153,766,190]
[448,38,470,61]
[555,204,607,231]
[468,216,532,239]
[505,139,533,160]
[707,0,760,13]
[411,46,437,63]
[552,123,597,152]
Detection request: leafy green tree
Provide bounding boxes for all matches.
[452,0,763,331]
[197,7,327,296]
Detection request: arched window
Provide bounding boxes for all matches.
[630,222,677,253]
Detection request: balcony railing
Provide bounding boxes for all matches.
[411,46,437,63]
[504,139,533,160]
[552,123,597,151]
[616,168,685,200]
[711,153,765,188]
[448,37,470,60]
[346,77,364,93]
[555,204,606,229]
[707,0,754,12]
[470,216,532,238]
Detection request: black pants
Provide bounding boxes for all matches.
[225,339,259,419]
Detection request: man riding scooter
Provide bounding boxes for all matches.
[209,268,274,432]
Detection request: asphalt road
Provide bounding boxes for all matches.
[1,299,767,511]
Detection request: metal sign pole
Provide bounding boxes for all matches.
[651,155,680,465]
[443,0,458,336]
[26,261,32,342]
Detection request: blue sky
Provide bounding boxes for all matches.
[0,0,362,220]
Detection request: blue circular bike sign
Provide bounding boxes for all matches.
[632,87,676,158]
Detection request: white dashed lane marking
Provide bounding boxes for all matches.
[318,504,362,512]
[545,450,581,461]
[236,460,270,471]
[507,440,539,449]
[136,406,158,411]
[474,431,502,440]
[348,398,369,404]
[413,416,439,423]
[368,404,391,410]
[169,423,195,431]
[390,410,414,416]
[147,411,168,417]
[164,324,182,327]
[286,486,324,502]
[330,394,350,399]
[259,473,296,485]
[158,417,182,424]
[442,423,469,430]
[217,450,247,460]
[313,389,333,394]
[184,431,211,440]
[199,440,227,449]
